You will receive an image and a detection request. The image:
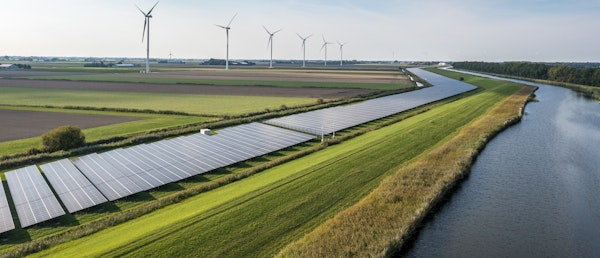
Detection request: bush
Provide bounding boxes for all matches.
[41,126,86,152]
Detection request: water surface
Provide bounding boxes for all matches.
[405,73,600,257]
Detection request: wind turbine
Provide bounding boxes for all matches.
[215,13,237,70]
[321,35,334,66]
[297,33,312,68]
[136,1,159,74]
[263,26,282,68]
[337,41,348,66]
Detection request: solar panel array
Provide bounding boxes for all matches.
[0,123,313,230]
[265,68,477,135]
[68,122,314,201]
[0,181,15,233]
[41,159,108,213]
[4,166,66,228]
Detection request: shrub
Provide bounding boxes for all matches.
[41,126,86,152]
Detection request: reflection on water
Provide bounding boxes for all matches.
[405,76,600,257]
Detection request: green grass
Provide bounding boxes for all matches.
[24,75,409,90]
[0,87,316,115]
[30,71,520,257]
[0,107,211,156]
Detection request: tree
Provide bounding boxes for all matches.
[41,125,86,152]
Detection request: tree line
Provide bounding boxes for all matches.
[453,62,600,87]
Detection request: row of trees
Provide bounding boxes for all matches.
[453,62,600,87]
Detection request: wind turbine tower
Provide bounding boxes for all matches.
[297,33,312,68]
[216,13,237,70]
[263,26,282,68]
[337,41,348,66]
[321,35,334,66]
[136,1,159,74]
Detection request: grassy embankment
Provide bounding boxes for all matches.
[22,70,530,257]
[278,68,536,257]
[454,68,600,101]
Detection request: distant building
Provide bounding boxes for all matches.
[0,64,17,69]
[113,63,140,68]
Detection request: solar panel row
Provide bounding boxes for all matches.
[0,181,15,234]
[70,122,313,201]
[265,68,477,135]
[41,159,108,213]
[4,166,65,228]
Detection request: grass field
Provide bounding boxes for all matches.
[0,107,212,156]
[27,70,525,257]
[24,75,408,90]
[0,87,316,115]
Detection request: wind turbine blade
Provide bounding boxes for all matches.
[215,24,226,29]
[227,13,238,27]
[296,33,303,40]
[267,36,272,49]
[135,4,147,16]
[320,42,326,51]
[273,29,282,35]
[307,34,313,39]
[262,25,271,35]
[142,18,147,42]
[147,1,159,15]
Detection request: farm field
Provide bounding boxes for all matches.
[21,68,411,90]
[0,107,210,156]
[0,87,317,115]
[25,70,528,257]
[0,108,142,142]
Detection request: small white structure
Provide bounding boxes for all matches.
[200,129,211,136]
[0,64,17,70]
[114,63,136,68]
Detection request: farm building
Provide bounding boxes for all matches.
[114,63,140,68]
[0,64,17,69]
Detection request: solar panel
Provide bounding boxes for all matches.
[119,147,185,182]
[97,150,162,190]
[131,144,197,179]
[5,165,65,228]
[0,181,15,233]
[111,149,174,185]
[40,159,108,213]
[72,154,143,201]
[264,68,476,135]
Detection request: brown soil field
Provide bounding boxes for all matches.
[0,79,374,99]
[111,70,409,84]
[0,109,142,142]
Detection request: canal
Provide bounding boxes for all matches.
[405,71,600,257]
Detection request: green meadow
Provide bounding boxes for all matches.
[0,87,316,116]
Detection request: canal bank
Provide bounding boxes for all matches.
[405,70,600,257]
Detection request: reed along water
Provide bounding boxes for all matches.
[405,74,600,257]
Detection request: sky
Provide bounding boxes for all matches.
[1,0,599,62]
